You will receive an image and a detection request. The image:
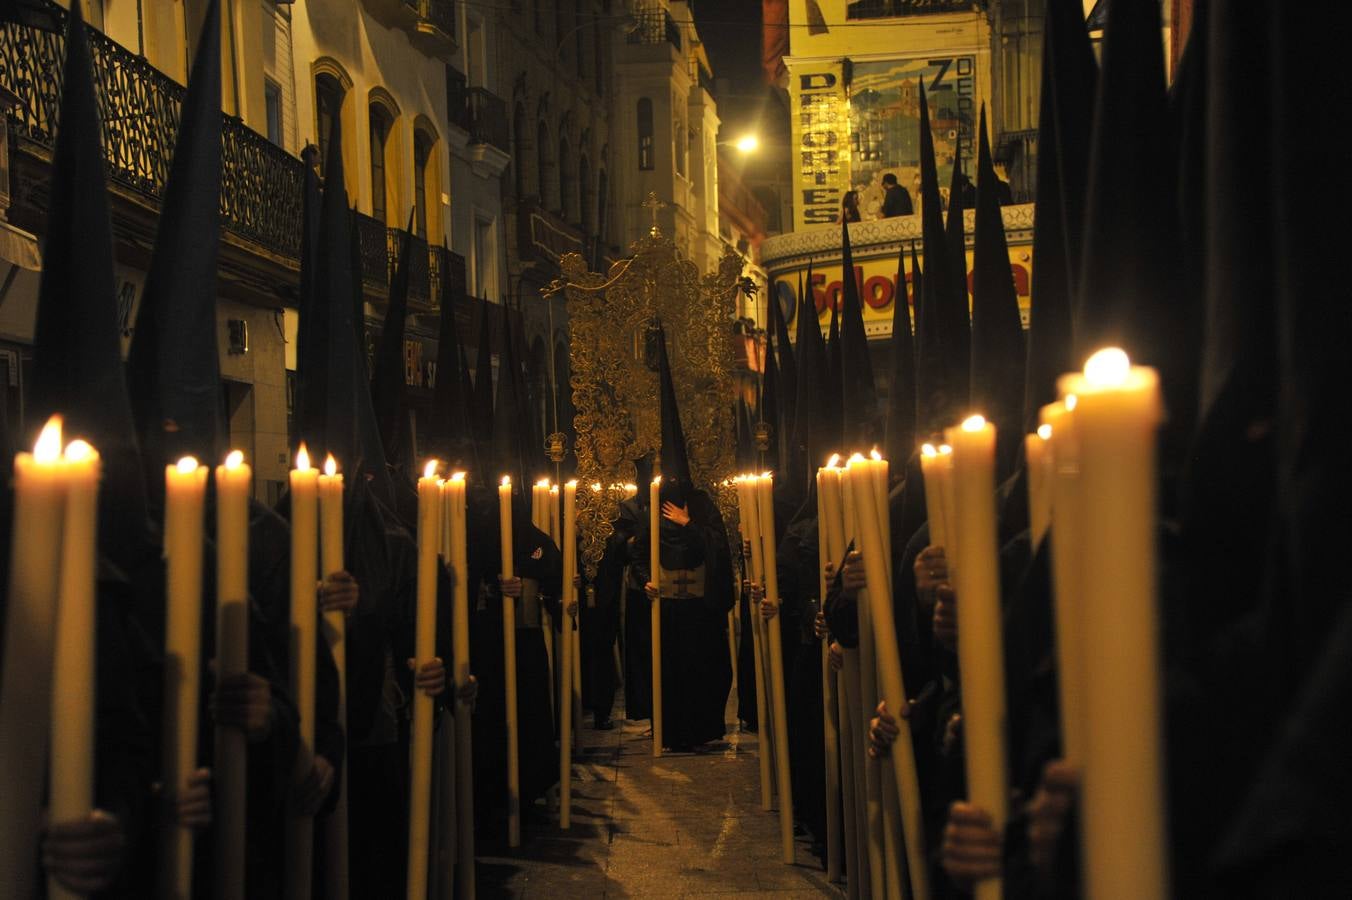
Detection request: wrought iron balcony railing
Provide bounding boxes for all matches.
[627,6,681,51]
[0,0,304,259]
[419,0,456,40]
[466,87,508,152]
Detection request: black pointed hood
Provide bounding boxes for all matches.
[296,109,358,467]
[371,212,414,464]
[971,106,1026,478]
[909,239,923,338]
[826,298,843,448]
[655,322,693,503]
[125,0,223,479]
[1023,0,1096,432]
[761,325,783,475]
[431,256,476,471]
[885,242,917,466]
[1076,0,1196,454]
[28,1,151,568]
[945,129,968,314]
[792,260,832,485]
[472,301,495,448]
[770,280,797,444]
[349,224,395,506]
[735,397,756,473]
[838,221,877,450]
[491,303,528,499]
[914,80,970,436]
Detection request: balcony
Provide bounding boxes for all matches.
[0,0,305,261]
[845,0,971,19]
[466,87,508,153]
[627,6,682,51]
[368,0,456,55]
[356,211,462,310]
[445,66,471,133]
[516,196,584,266]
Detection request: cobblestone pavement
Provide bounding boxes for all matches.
[473,694,845,898]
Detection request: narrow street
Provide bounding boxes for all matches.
[475,697,843,898]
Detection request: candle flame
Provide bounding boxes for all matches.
[761,471,772,479]
[225,450,245,469]
[63,439,95,462]
[501,475,511,487]
[1064,393,1078,411]
[653,475,662,485]
[550,485,559,495]
[324,454,337,477]
[939,444,953,456]
[296,444,311,471]
[176,456,200,474]
[921,443,937,458]
[827,453,841,468]
[564,479,577,489]
[423,459,440,480]
[34,416,62,463]
[535,479,550,489]
[961,415,987,432]
[450,471,466,482]
[870,448,883,461]
[1084,347,1131,387]
[624,483,637,493]
[590,482,602,492]
[847,452,866,464]
[1037,424,1052,440]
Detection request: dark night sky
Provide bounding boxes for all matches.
[694,1,764,89]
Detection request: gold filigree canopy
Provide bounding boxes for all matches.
[549,216,743,574]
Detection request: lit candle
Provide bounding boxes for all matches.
[1040,400,1084,765]
[532,480,557,735]
[733,475,773,810]
[1058,349,1167,900]
[286,445,319,899]
[944,416,1007,900]
[815,462,843,883]
[754,472,795,863]
[919,443,955,554]
[408,460,441,900]
[0,417,65,894]
[443,472,475,896]
[559,480,577,828]
[214,450,251,900]
[316,454,348,900]
[549,483,561,544]
[1025,426,1052,547]
[846,453,930,900]
[498,476,520,847]
[47,438,100,900]
[162,455,209,899]
[649,475,663,757]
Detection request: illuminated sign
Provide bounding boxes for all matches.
[792,63,850,229]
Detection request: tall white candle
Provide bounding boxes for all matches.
[734,476,773,810]
[1059,349,1167,900]
[755,472,796,865]
[444,473,475,898]
[559,480,577,828]
[317,454,348,900]
[286,445,319,900]
[0,418,67,895]
[498,476,520,847]
[1025,427,1052,547]
[945,416,1007,900]
[47,439,100,900]
[815,463,843,884]
[1041,401,1085,765]
[214,450,251,900]
[649,476,663,757]
[408,460,441,900]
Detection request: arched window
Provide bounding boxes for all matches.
[316,73,346,178]
[512,101,529,197]
[413,129,434,238]
[579,153,592,235]
[558,136,573,220]
[369,103,393,224]
[637,98,654,171]
[537,120,554,209]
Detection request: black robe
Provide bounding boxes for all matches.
[628,488,735,749]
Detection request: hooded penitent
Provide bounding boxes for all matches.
[491,302,529,501]
[760,324,783,477]
[945,128,968,317]
[125,0,223,483]
[838,221,878,451]
[370,212,415,469]
[769,281,797,447]
[970,106,1026,478]
[27,1,152,569]
[1022,0,1096,432]
[473,300,496,449]
[655,321,693,506]
[884,242,918,467]
[825,297,843,448]
[792,261,832,490]
[914,80,970,436]
[431,252,477,471]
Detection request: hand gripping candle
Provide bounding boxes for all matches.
[1058,349,1167,900]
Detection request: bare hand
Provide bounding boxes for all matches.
[933,584,958,651]
[293,754,336,817]
[914,546,949,599]
[1028,760,1079,883]
[814,611,829,641]
[828,641,844,672]
[177,767,213,830]
[455,674,479,707]
[211,671,274,742]
[572,574,583,589]
[408,657,446,697]
[41,810,126,895]
[645,582,659,602]
[760,598,778,621]
[566,599,579,617]
[499,575,523,599]
[319,570,359,614]
[661,501,690,527]
[840,551,867,596]
[868,699,910,758]
[942,713,963,755]
[941,802,1002,887]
